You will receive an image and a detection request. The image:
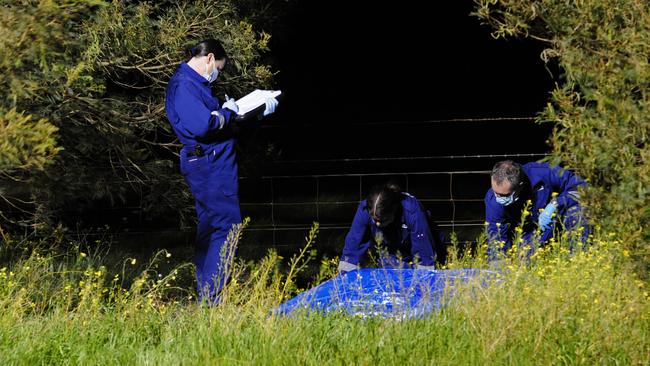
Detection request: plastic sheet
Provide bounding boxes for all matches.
[275,268,495,319]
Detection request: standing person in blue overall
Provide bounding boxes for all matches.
[485,160,590,259]
[338,183,446,273]
[165,39,279,302]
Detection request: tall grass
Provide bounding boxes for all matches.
[0,221,647,365]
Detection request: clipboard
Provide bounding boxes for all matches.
[233,89,282,121]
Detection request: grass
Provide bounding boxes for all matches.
[0,220,648,365]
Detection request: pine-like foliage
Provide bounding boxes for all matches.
[474,0,650,273]
[0,0,274,231]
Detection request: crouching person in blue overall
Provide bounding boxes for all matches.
[485,160,590,260]
[338,183,446,273]
[165,39,278,302]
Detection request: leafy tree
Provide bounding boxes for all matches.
[473,0,649,272]
[0,0,274,232]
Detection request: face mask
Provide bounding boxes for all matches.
[203,61,219,83]
[495,191,518,206]
[208,68,219,82]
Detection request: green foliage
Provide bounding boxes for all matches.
[0,108,61,172]
[0,225,647,364]
[473,0,650,272]
[0,0,105,109]
[0,0,275,231]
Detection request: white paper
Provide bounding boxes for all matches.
[235,89,281,116]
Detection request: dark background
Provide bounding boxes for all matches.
[110,1,561,265]
[257,0,557,162]
[230,0,560,260]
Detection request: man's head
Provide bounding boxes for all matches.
[490,160,525,206]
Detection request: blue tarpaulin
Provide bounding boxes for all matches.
[275,268,495,319]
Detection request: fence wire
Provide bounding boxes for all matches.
[1,146,548,245]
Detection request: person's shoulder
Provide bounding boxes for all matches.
[523,161,557,180]
[170,76,206,101]
[171,64,202,85]
[354,200,371,222]
[522,161,552,172]
[400,192,422,213]
[484,187,495,202]
[401,192,417,201]
[356,199,370,215]
[167,65,188,88]
[169,63,186,78]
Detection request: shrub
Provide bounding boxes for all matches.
[473,0,650,274]
[0,0,274,232]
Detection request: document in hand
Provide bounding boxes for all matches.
[234,89,282,120]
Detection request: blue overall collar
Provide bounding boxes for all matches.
[179,62,210,86]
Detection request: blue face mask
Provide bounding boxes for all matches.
[495,191,518,206]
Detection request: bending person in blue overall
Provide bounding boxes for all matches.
[485,160,590,260]
[338,183,446,273]
[165,39,278,302]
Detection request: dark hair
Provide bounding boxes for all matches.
[366,182,402,224]
[188,39,227,60]
[491,160,523,189]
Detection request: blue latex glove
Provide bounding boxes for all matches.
[262,97,278,116]
[538,201,557,231]
[222,96,239,113]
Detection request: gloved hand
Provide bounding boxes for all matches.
[222,97,239,113]
[538,201,558,231]
[337,260,359,273]
[262,97,278,116]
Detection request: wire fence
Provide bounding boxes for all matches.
[1,115,551,248]
[0,151,548,247]
[234,152,548,246]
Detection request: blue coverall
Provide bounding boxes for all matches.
[485,162,589,259]
[341,193,441,268]
[165,62,240,301]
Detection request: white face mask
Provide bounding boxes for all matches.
[203,60,219,83]
[208,68,219,83]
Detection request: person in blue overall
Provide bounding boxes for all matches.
[338,183,446,273]
[165,39,279,302]
[485,160,590,260]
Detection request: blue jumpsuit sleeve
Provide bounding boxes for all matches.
[341,202,372,265]
[485,190,512,254]
[408,205,437,266]
[172,82,235,138]
[547,165,585,209]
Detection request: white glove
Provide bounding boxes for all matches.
[338,260,359,273]
[262,97,278,116]
[222,97,239,113]
[415,264,436,270]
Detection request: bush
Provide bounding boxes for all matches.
[473,0,650,274]
[0,0,274,232]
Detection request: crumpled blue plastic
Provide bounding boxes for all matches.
[275,268,496,319]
